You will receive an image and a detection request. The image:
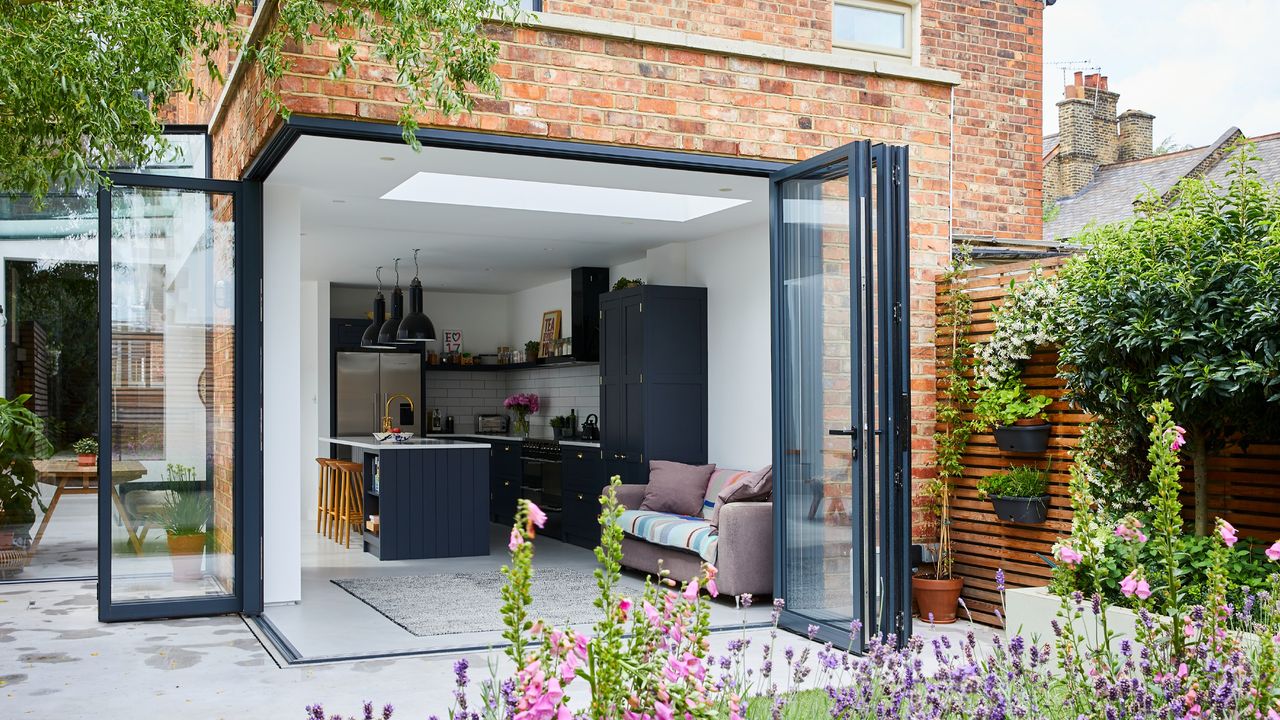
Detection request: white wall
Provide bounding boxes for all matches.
[263,185,303,605]
[682,224,772,470]
[331,286,512,355]
[507,278,571,351]
[299,280,330,530]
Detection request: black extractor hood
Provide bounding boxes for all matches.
[571,267,609,363]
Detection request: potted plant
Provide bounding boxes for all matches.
[913,249,971,624]
[611,276,643,291]
[158,464,211,581]
[549,415,575,440]
[0,395,54,552]
[524,340,540,362]
[977,465,1051,524]
[973,376,1052,453]
[72,437,98,467]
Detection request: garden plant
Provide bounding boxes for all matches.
[307,401,1280,719]
[1055,146,1280,534]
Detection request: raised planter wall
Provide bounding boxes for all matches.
[936,258,1280,626]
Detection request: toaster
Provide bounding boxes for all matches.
[475,414,509,434]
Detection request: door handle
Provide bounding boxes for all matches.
[828,428,858,438]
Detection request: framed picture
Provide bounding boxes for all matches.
[443,329,463,354]
[539,310,562,357]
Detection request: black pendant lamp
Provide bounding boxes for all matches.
[377,258,407,345]
[396,248,436,342]
[360,267,395,349]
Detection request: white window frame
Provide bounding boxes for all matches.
[832,0,917,61]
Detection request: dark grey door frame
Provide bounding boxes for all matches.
[97,172,263,622]
[768,141,913,650]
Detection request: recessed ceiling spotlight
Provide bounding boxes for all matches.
[484,267,493,272]
[332,199,346,204]
[718,187,734,193]
[379,156,395,161]
[543,247,552,252]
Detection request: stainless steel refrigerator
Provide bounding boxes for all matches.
[334,352,422,440]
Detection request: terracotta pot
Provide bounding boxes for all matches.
[77,454,96,467]
[912,575,964,624]
[166,533,206,581]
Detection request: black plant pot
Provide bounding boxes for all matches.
[989,494,1051,524]
[993,423,1051,453]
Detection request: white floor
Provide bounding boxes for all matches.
[265,523,773,661]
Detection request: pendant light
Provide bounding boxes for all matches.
[396,248,436,342]
[360,267,395,349]
[377,258,407,345]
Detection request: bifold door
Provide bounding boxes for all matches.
[770,141,912,651]
[97,173,260,621]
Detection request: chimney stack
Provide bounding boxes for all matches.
[1050,72,1155,199]
[1118,109,1155,161]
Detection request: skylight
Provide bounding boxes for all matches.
[381,172,749,222]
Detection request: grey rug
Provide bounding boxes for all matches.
[331,568,608,637]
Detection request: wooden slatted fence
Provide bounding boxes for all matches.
[936,257,1280,626]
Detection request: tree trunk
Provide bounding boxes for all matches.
[1191,430,1209,536]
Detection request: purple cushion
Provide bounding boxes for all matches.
[711,465,772,530]
[640,461,717,516]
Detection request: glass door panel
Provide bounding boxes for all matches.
[772,141,912,650]
[102,183,238,611]
[775,154,860,641]
[0,191,100,582]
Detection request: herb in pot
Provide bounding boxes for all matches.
[977,465,1048,499]
[973,376,1051,428]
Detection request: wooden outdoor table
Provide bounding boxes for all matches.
[30,459,149,554]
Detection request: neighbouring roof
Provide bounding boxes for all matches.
[1042,133,1060,157]
[1044,129,1280,241]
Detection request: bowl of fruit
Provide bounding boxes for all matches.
[372,428,414,443]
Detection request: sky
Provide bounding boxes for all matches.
[1043,0,1280,148]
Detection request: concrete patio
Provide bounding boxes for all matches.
[1,579,998,718]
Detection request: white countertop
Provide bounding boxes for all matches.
[322,436,491,451]
[559,439,602,448]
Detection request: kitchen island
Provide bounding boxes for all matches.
[323,436,491,560]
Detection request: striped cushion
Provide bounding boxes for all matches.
[701,468,751,520]
[617,510,719,564]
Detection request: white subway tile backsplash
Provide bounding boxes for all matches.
[421,364,601,439]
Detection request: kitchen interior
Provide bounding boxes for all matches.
[258,136,774,659]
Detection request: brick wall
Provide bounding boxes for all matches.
[157,2,256,126]
[545,0,832,51]
[209,1,1044,544]
[920,0,1044,242]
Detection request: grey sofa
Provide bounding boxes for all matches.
[610,482,773,598]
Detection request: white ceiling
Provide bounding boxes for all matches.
[267,136,769,292]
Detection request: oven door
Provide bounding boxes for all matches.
[521,458,563,536]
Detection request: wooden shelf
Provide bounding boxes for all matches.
[423,358,598,373]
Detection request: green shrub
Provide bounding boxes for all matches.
[1055,145,1280,534]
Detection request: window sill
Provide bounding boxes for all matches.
[522,11,960,86]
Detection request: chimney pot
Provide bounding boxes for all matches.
[1074,71,1083,85]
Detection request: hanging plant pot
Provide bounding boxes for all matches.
[911,574,964,624]
[993,422,1050,453]
[989,494,1051,524]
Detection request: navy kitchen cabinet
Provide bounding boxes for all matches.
[487,439,522,526]
[561,445,606,548]
[598,285,708,486]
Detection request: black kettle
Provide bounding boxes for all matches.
[580,413,600,441]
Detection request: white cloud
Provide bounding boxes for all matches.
[1043,0,1280,147]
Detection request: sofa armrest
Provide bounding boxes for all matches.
[714,501,774,597]
[606,483,647,511]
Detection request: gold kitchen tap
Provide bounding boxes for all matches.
[382,394,416,433]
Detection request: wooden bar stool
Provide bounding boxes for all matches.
[331,460,365,549]
[315,458,337,539]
